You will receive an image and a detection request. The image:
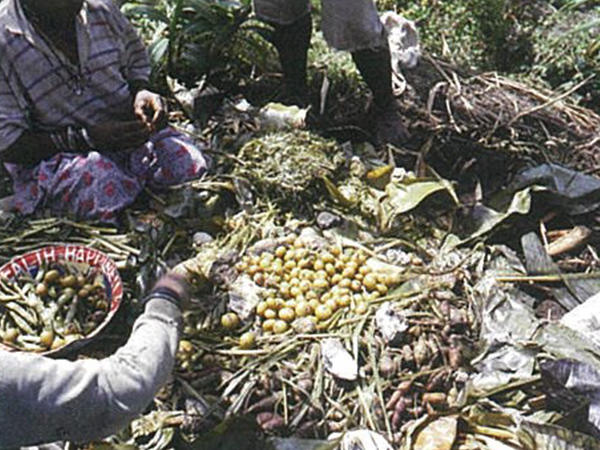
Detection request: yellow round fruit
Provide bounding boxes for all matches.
[338,278,352,289]
[264,309,277,320]
[330,245,342,256]
[299,279,311,293]
[259,259,271,271]
[388,273,402,286]
[297,258,311,269]
[368,291,381,301]
[272,261,284,276]
[359,265,371,275]
[296,248,309,260]
[275,246,287,258]
[295,301,312,317]
[331,274,342,285]
[313,259,325,271]
[266,297,278,309]
[279,307,295,322]
[350,279,362,292]
[306,291,318,300]
[308,299,321,311]
[346,260,358,271]
[179,339,194,353]
[247,265,260,276]
[279,282,291,297]
[325,263,336,276]
[221,312,240,330]
[60,274,77,288]
[325,298,338,312]
[273,320,289,334]
[337,295,351,308]
[313,278,329,290]
[315,270,328,280]
[239,331,256,349]
[363,273,378,290]
[43,269,61,284]
[301,269,314,280]
[343,268,357,280]
[35,282,49,297]
[40,329,54,348]
[376,283,388,295]
[262,319,276,332]
[321,252,335,264]
[285,299,298,309]
[315,304,333,321]
[376,273,388,285]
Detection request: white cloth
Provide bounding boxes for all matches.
[0,299,181,448]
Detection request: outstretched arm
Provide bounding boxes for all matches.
[0,273,187,448]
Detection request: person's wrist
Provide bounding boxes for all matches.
[146,272,191,308]
[142,286,182,309]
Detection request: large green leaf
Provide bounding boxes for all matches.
[148,36,169,68]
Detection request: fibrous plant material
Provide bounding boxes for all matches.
[400,54,600,182]
[233,131,344,203]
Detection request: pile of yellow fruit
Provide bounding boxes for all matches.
[231,236,400,335]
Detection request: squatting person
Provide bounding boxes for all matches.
[0,0,210,222]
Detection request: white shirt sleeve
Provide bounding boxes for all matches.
[0,299,181,448]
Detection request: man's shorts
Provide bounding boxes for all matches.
[253,0,387,51]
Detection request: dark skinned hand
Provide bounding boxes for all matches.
[134,89,168,132]
[87,120,151,151]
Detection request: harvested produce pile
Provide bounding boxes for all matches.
[172,229,481,445]
[0,262,109,352]
[235,237,401,334]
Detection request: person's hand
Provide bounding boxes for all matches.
[87,120,151,151]
[151,271,192,308]
[173,255,209,292]
[134,89,167,132]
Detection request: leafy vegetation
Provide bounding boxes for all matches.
[120,0,599,109]
[122,0,274,89]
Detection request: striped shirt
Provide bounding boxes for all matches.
[0,0,151,152]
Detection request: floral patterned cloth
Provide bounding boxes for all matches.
[6,127,210,222]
